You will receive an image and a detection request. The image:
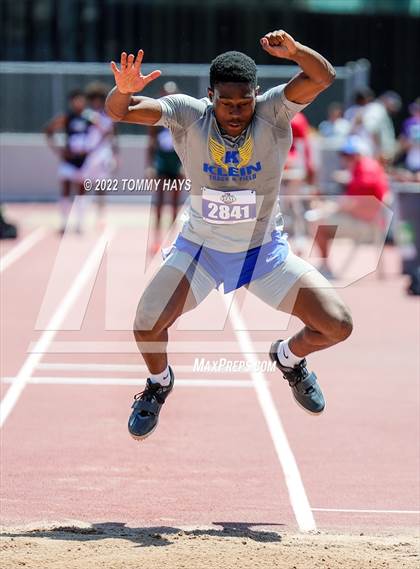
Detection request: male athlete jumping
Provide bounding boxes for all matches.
[105,30,353,440]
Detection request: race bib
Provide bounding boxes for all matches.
[201,187,256,224]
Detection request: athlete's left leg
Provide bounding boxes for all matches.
[247,253,352,354]
[246,253,353,413]
[278,268,353,357]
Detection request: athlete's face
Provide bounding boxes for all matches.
[208,82,257,137]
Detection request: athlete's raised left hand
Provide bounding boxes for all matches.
[110,49,161,94]
[260,30,300,60]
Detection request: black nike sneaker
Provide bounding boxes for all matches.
[269,340,325,414]
[128,367,175,440]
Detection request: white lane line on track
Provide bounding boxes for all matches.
[312,508,420,515]
[37,358,260,374]
[26,341,280,354]
[0,230,112,429]
[37,363,172,372]
[0,227,48,273]
[225,294,316,533]
[35,362,274,374]
[1,377,253,388]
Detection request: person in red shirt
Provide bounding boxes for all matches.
[282,113,315,255]
[287,112,315,183]
[311,135,389,277]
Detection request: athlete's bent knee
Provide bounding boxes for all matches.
[133,303,164,336]
[327,307,353,343]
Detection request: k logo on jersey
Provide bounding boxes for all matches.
[203,135,262,181]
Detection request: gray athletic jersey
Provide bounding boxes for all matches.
[156,85,308,252]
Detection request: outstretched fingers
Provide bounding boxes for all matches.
[134,49,144,72]
[110,49,160,92]
[110,61,120,77]
[120,51,128,71]
[127,53,135,68]
[143,69,162,86]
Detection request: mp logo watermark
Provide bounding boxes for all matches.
[34,193,392,341]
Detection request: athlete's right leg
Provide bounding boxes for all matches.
[134,250,216,370]
[133,265,198,374]
[129,251,216,440]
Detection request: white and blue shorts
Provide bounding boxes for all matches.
[162,233,324,308]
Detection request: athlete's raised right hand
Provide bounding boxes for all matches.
[110,50,161,94]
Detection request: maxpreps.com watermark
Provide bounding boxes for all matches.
[193,357,276,373]
[83,177,191,192]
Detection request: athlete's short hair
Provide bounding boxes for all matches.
[209,51,257,89]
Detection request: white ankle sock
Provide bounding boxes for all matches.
[277,339,303,368]
[149,365,171,386]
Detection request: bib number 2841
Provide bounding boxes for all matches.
[207,202,251,221]
[202,187,256,225]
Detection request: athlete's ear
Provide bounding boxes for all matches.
[207,88,214,101]
[255,85,260,96]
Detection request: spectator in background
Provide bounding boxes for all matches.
[308,135,389,278]
[344,88,376,155]
[319,102,350,141]
[281,112,315,255]
[147,81,183,254]
[84,82,119,223]
[45,89,95,234]
[399,97,420,177]
[362,91,402,164]
[287,112,315,183]
[344,87,374,123]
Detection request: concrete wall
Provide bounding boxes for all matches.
[0,134,148,201]
[1,131,343,202]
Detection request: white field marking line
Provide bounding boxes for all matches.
[26,341,276,354]
[0,227,48,273]
[0,230,112,428]
[312,508,420,515]
[225,295,316,533]
[35,362,273,374]
[1,377,253,388]
[36,363,173,372]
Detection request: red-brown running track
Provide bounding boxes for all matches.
[0,203,419,535]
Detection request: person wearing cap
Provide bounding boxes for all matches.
[310,135,389,278]
[83,81,119,225]
[84,81,118,179]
